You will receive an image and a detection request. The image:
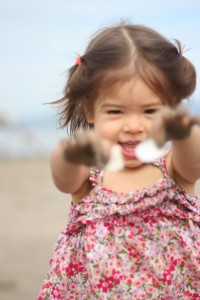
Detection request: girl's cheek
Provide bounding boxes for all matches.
[94,125,113,140]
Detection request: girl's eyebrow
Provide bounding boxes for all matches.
[101,101,124,108]
[142,102,163,108]
[101,100,162,108]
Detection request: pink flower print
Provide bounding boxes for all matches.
[162,287,171,297]
[55,263,61,275]
[65,262,85,277]
[192,281,200,289]
[60,279,67,290]
[51,286,61,299]
[117,228,124,236]
[129,263,138,273]
[49,269,55,277]
[168,265,175,272]
[104,222,114,231]
[109,269,124,285]
[86,243,95,251]
[184,291,193,298]
[162,272,172,285]
[179,235,187,246]
[136,227,143,235]
[127,246,139,259]
[145,285,157,294]
[105,269,110,277]
[67,263,74,273]
[144,216,157,227]
[127,278,132,285]
[97,278,114,293]
[116,260,122,268]
[168,245,175,253]
[192,294,200,300]
[151,277,161,287]
[60,254,65,262]
[42,281,53,289]
[128,231,134,239]
[135,278,143,287]
[108,260,114,268]
[140,276,146,285]
[166,231,173,239]
[68,281,78,293]
[141,266,148,272]
[157,263,163,271]
[137,294,147,300]
[94,268,101,277]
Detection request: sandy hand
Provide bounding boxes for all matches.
[135,105,200,162]
[151,105,200,148]
[62,130,111,168]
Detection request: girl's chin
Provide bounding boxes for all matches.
[123,157,143,169]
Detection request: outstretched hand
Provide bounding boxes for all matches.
[135,105,200,162]
[61,131,111,168]
[150,105,200,148]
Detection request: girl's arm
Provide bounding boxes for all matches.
[171,125,200,183]
[50,131,111,195]
[151,105,200,184]
[50,141,90,194]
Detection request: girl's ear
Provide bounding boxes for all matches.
[83,101,94,124]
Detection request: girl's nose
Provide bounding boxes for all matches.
[122,115,144,133]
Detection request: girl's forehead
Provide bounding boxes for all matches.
[97,76,161,104]
[97,75,138,100]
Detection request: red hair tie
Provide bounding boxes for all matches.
[75,55,82,66]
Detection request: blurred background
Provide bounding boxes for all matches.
[0,0,200,299]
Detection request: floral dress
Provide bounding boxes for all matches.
[38,156,200,300]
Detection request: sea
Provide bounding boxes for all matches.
[0,111,68,159]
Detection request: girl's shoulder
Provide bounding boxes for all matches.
[165,150,196,194]
[71,166,92,204]
[72,166,103,203]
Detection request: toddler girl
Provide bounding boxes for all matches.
[38,22,200,299]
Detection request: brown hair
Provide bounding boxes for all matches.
[54,22,196,136]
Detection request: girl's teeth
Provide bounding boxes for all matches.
[123,145,136,152]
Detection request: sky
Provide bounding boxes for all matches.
[0,0,200,124]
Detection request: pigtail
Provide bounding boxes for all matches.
[53,64,79,129]
[55,56,92,136]
[179,56,196,99]
[173,39,196,100]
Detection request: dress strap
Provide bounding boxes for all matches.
[152,152,168,177]
[89,166,104,186]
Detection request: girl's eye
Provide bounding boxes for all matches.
[107,110,122,115]
[144,109,158,115]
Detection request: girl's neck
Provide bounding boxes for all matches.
[102,163,163,194]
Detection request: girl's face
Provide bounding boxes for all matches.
[87,76,163,169]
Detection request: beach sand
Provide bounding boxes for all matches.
[0,158,200,300]
[0,158,70,300]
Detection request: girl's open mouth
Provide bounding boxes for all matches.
[120,142,139,159]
